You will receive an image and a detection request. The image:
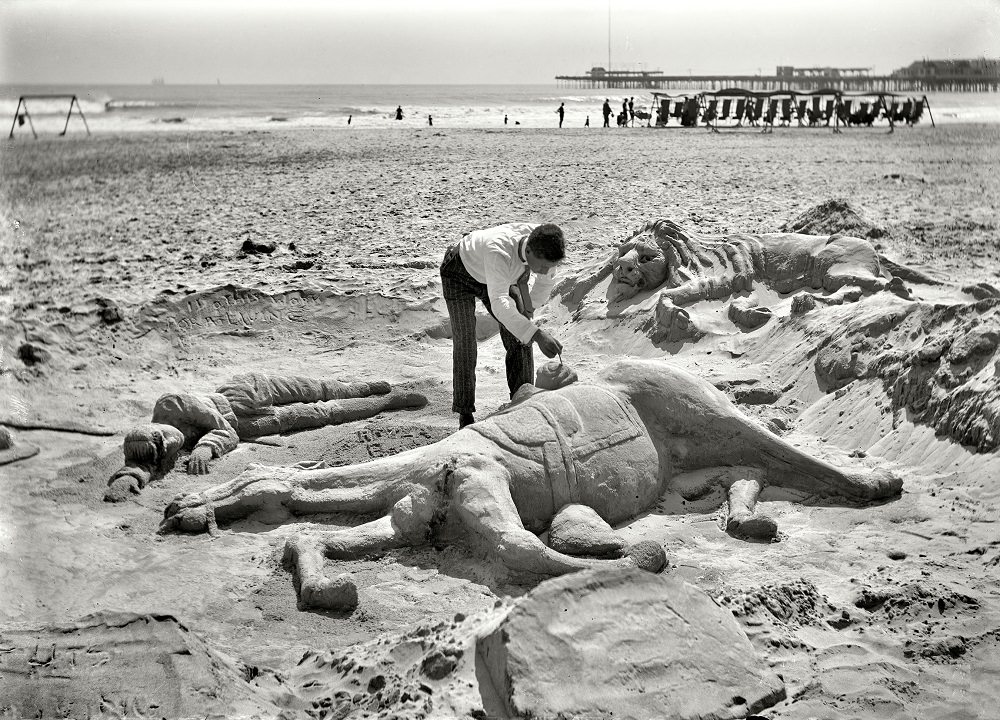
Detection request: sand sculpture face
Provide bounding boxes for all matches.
[125,423,187,464]
[610,236,670,301]
[534,359,579,390]
[161,359,901,612]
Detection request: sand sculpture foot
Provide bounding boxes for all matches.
[725,476,778,541]
[159,359,900,611]
[283,535,360,610]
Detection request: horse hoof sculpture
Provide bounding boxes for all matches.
[161,359,901,611]
[106,373,427,502]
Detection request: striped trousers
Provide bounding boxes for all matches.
[440,245,534,415]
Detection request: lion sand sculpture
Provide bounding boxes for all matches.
[106,373,427,502]
[558,218,911,342]
[161,359,901,611]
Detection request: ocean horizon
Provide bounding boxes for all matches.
[3,82,999,134]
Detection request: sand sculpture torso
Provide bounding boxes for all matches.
[559,219,910,342]
[106,373,426,502]
[162,359,901,611]
[465,383,660,528]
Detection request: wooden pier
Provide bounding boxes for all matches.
[557,67,1000,93]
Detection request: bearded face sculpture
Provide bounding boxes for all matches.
[610,236,670,301]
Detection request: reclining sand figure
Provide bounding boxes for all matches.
[160,359,901,611]
[558,218,910,342]
[105,373,427,502]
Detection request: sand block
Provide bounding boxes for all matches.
[481,567,786,719]
[0,612,286,718]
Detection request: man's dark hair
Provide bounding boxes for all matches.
[527,224,566,262]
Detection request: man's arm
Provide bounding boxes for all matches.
[483,251,539,345]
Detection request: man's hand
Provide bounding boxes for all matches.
[532,328,563,358]
[187,446,213,475]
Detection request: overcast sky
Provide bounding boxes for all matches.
[2,0,998,85]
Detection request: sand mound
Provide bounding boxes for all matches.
[135,283,445,341]
[0,612,285,718]
[789,296,1000,452]
[719,578,829,627]
[286,604,506,720]
[782,198,888,240]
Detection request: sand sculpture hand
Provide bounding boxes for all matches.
[105,470,146,503]
[187,446,213,475]
[653,297,697,342]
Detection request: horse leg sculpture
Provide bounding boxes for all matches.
[725,470,778,541]
[447,458,663,578]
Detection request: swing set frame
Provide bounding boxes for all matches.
[8,94,91,139]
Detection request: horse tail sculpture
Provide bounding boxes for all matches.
[599,359,901,501]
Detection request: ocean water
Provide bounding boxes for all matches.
[1,83,998,135]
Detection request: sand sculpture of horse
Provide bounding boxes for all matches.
[557,219,911,342]
[160,359,901,611]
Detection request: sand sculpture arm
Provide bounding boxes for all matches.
[105,424,185,502]
[151,393,239,473]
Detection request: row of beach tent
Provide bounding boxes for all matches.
[649,89,934,132]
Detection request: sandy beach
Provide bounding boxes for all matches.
[2,123,1000,718]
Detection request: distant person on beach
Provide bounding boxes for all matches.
[585,115,590,127]
[428,114,433,126]
[347,115,352,125]
[622,98,628,127]
[602,99,612,127]
[628,97,635,126]
[556,102,565,128]
[395,105,404,120]
[504,114,508,125]
[440,223,566,429]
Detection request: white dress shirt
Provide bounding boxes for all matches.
[457,223,557,344]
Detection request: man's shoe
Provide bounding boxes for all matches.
[459,413,475,429]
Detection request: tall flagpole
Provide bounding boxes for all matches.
[607,0,611,73]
